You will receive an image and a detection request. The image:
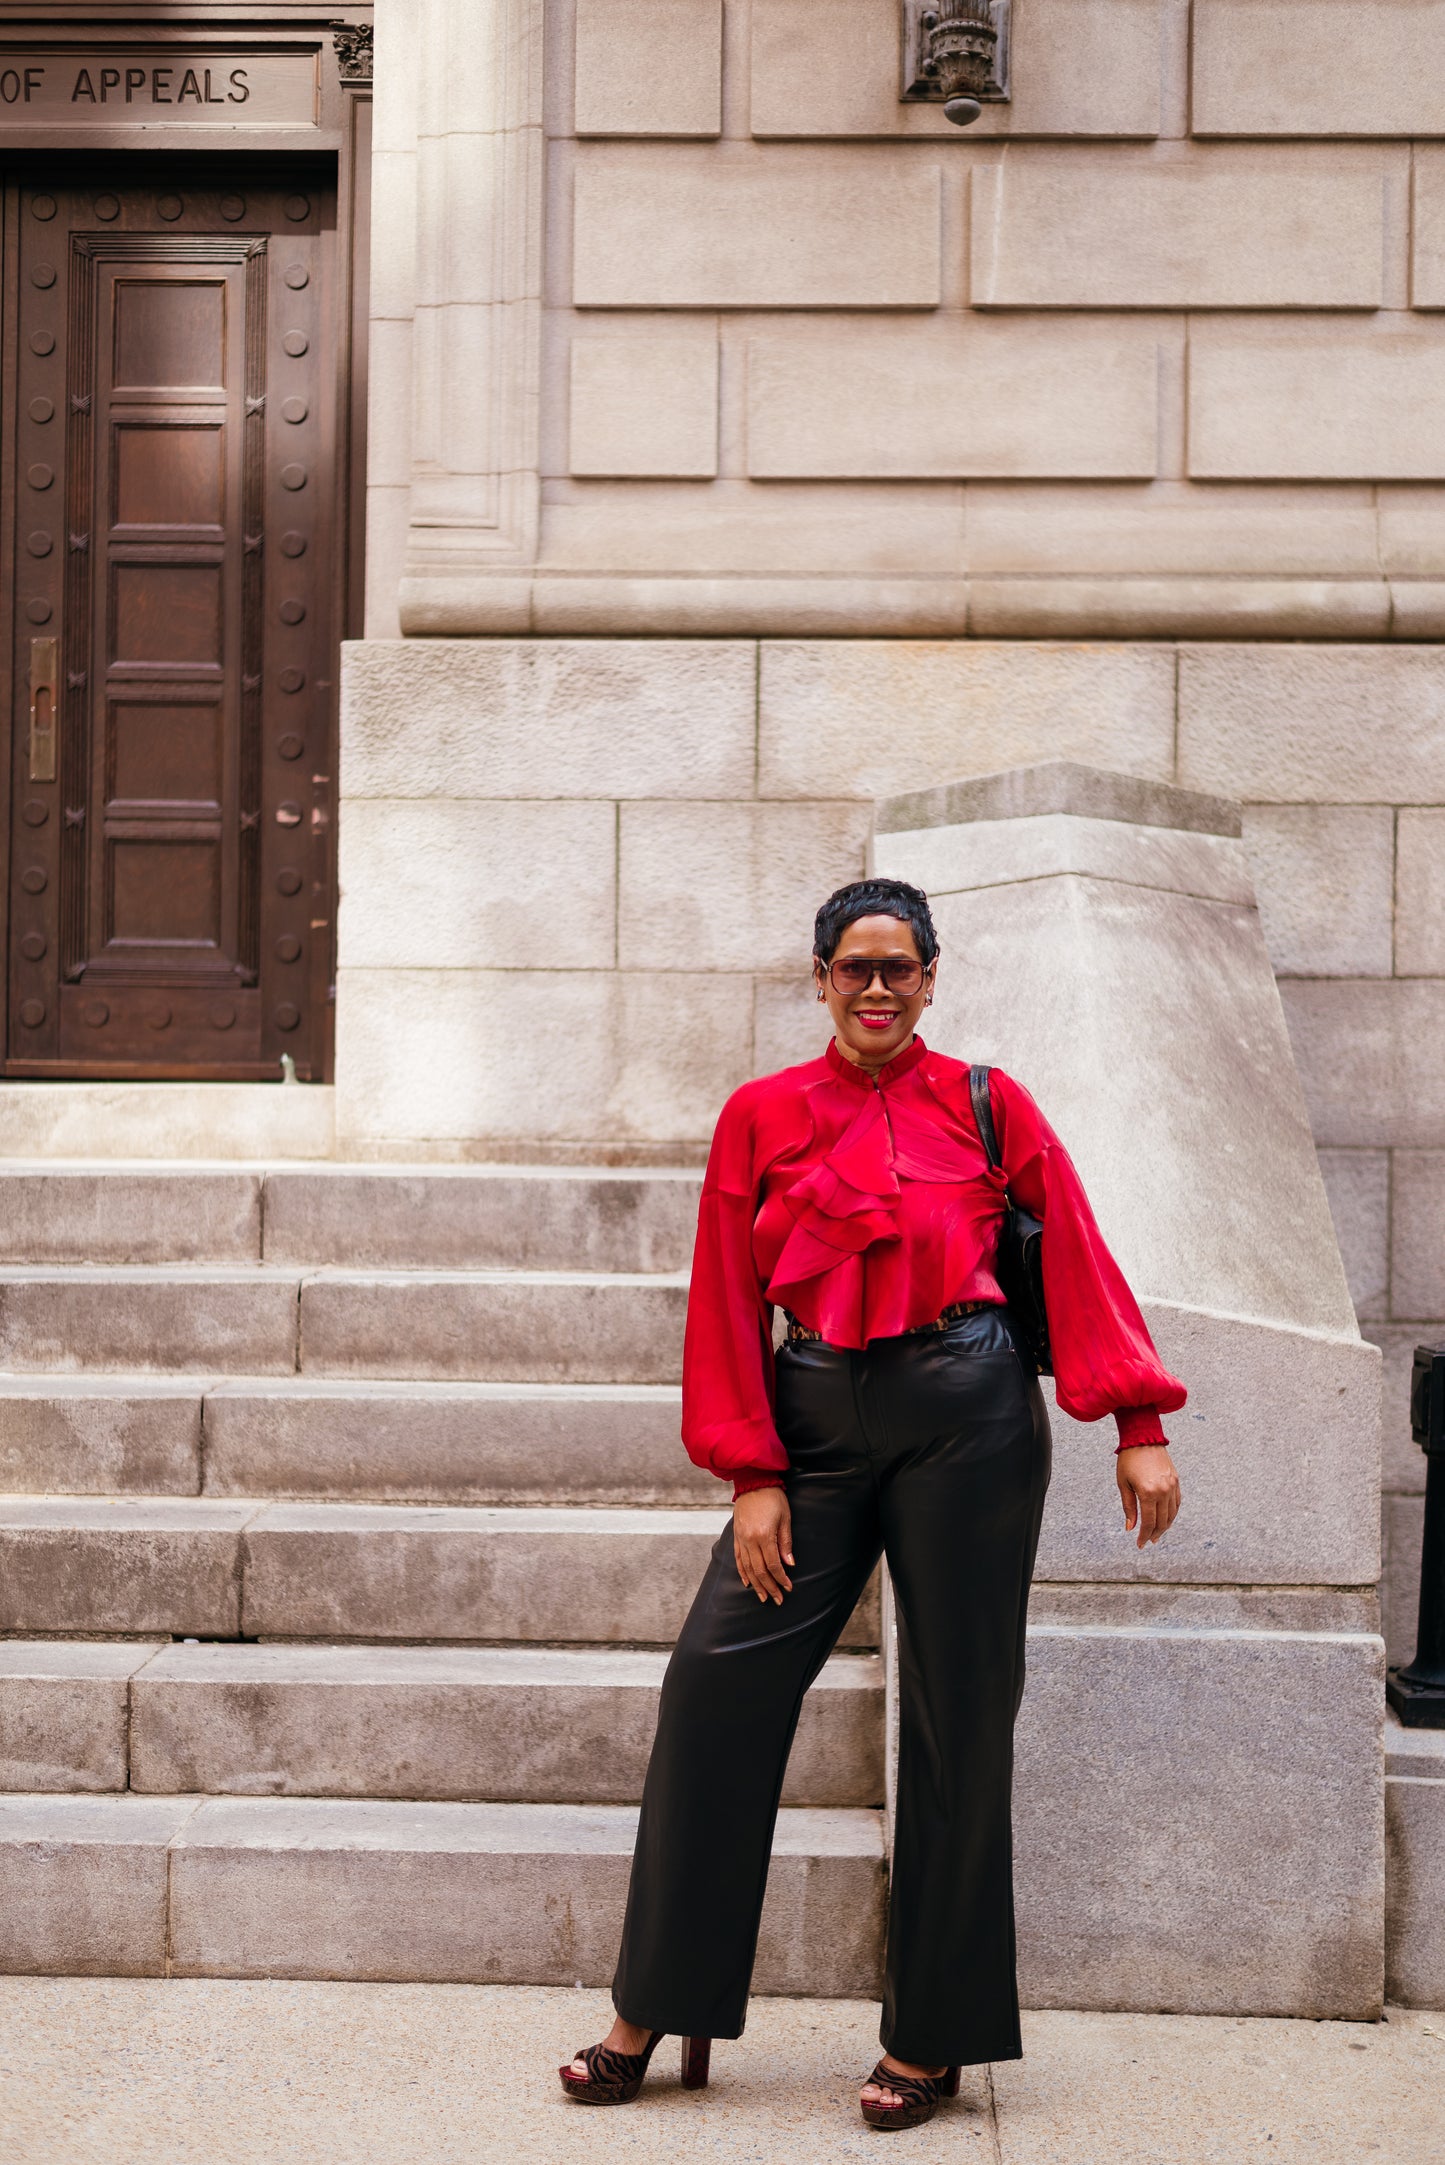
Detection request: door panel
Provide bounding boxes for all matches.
[3,165,337,1077]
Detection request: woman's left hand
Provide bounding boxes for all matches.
[1115,1444,1181,1547]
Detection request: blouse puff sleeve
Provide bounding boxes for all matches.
[679,1079,792,1502]
[988,1068,1186,1454]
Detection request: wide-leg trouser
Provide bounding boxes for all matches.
[611,1306,1052,2068]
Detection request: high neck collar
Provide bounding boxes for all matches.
[825,1034,928,1090]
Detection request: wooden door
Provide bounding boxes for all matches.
[1,165,339,1078]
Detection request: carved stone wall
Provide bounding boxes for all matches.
[369,0,1445,638]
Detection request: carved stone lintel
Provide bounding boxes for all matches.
[333,24,374,82]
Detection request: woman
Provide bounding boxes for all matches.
[560,877,1183,2130]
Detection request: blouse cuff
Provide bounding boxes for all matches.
[732,1470,788,1500]
[1114,1404,1167,1454]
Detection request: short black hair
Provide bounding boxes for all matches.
[813,878,939,966]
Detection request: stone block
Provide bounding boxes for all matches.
[0,1643,162,1793]
[0,1081,334,1161]
[367,153,415,326]
[1015,1628,1384,2016]
[758,641,1176,801]
[0,1379,202,1495]
[618,801,870,971]
[337,801,617,970]
[167,1798,885,1993]
[201,1380,714,1506]
[1195,1,1445,138]
[340,639,757,801]
[963,481,1383,581]
[334,968,752,1149]
[298,1270,687,1383]
[129,1643,882,1808]
[1189,323,1445,481]
[750,0,1164,140]
[0,1795,195,1977]
[0,1171,260,1264]
[239,1502,879,1649]
[574,0,721,137]
[1033,1303,1379,1589]
[1414,149,1445,308]
[1178,646,1445,806]
[572,148,940,308]
[754,975,833,1077]
[745,320,1159,479]
[1240,806,1394,979]
[1315,1150,1389,1324]
[569,337,718,477]
[1279,982,1445,1147]
[1386,1737,1445,2007]
[1396,810,1445,976]
[1383,1493,1425,1671]
[0,1268,299,1375]
[1392,1152,1445,1320]
[263,1167,701,1272]
[0,1500,253,1637]
[541,477,970,580]
[971,149,1389,309]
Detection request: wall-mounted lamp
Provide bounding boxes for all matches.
[901,0,1010,127]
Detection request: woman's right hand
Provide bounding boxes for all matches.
[733,1486,794,1603]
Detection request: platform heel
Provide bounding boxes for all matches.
[859,2059,960,2131]
[681,2035,712,2089]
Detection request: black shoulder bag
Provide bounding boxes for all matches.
[968,1064,1052,1377]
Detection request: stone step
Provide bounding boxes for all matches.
[0,1375,711,1504]
[0,1268,300,1374]
[0,1500,880,1648]
[204,1379,710,1504]
[0,1167,261,1264]
[0,1163,700,1272]
[0,1268,687,1381]
[0,1640,882,1807]
[297,1270,688,1383]
[261,1166,701,1273]
[0,1793,884,1992]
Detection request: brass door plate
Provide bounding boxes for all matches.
[28,635,57,783]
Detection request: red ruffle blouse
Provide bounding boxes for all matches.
[681,1036,1186,1497]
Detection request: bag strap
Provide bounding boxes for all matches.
[969,1063,1003,1173]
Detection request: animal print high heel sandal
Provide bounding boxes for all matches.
[558,2030,711,2105]
[859,2058,961,2131]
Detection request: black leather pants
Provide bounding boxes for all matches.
[611,1307,1051,2068]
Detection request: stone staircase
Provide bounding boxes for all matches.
[0,1165,884,1988]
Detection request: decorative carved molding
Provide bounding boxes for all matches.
[333,24,373,82]
[902,0,1011,121]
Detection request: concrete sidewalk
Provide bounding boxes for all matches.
[0,1981,1439,2165]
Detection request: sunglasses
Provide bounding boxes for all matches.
[826,957,926,997]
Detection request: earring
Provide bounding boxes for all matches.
[816,990,826,1001]
[924,995,933,1006]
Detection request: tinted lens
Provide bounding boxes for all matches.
[829,958,924,995]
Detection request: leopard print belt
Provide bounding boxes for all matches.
[782,1298,996,1348]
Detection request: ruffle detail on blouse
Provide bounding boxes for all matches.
[765,1086,979,1305]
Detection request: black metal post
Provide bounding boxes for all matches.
[1386,1343,1445,1727]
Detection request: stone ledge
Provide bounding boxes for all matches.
[875,759,1242,840]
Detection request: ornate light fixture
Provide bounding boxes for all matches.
[901,0,1010,127]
